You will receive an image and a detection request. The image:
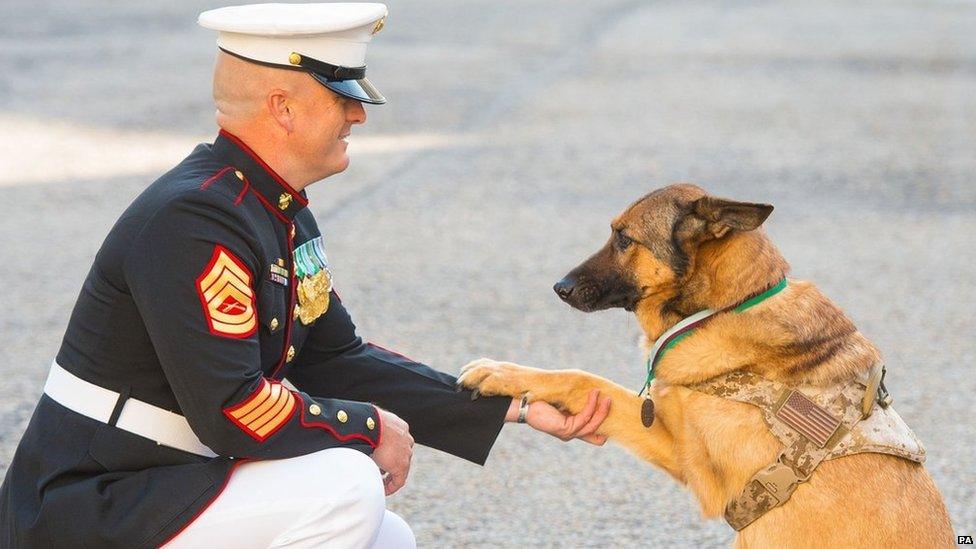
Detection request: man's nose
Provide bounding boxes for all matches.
[348,100,366,124]
[553,277,576,301]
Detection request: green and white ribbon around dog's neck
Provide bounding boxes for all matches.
[638,278,789,396]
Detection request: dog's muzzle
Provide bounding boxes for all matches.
[553,277,575,301]
[554,273,641,312]
[553,275,612,311]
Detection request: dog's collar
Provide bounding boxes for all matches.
[639,278,788,395]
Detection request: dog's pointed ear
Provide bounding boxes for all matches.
[693,196,773,239]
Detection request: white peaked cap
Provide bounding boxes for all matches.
[199,3,388,104]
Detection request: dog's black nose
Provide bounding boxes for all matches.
[553,278,575,301]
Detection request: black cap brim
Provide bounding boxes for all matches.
[310,73,386,104]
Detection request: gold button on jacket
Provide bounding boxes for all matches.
[336,410,348,423]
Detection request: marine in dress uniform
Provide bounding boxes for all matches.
[0,4,511,547]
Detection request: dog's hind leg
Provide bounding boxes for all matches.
[458,358,682,479]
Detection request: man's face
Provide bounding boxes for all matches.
[292,81,367,181]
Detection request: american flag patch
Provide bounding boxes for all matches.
[775,390,841,447]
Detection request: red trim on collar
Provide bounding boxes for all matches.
[249,188,292,224]
[218,129,308,206]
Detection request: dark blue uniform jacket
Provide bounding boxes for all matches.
[0,131,509,548]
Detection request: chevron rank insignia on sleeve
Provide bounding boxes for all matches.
[196,245,257,338]
[223,378,297,441]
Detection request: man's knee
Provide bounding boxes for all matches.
[302,448,385,521]
[372,511,416,549]
[302,447,384,507]
[268,448,387,547]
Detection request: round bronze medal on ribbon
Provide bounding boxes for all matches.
[641,398,655,427]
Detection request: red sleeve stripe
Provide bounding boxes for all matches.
[366,342,417,362]
[237,383,283,425]
[223,378,296,442]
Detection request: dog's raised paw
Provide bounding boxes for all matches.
[457,358,531,398]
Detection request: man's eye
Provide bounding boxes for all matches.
[615,231,633,251]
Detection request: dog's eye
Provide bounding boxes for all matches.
[615,231,633,251]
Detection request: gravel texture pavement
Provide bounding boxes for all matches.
[1,1,974,546]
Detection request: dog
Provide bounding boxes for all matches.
[459,184,953,547]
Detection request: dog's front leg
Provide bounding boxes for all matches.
[458,358,682,479]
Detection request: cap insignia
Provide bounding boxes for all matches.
[372,17,385,35]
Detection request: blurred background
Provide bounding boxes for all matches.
[1,0,974,546]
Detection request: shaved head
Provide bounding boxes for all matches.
[213,51,312,125]
[210,51,367,189]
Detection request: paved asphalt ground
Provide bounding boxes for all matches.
[1,0,974,546]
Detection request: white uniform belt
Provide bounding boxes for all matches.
[44,361,218,458]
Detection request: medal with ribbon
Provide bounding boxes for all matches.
[293,236,333,325]
[637,278,789,428]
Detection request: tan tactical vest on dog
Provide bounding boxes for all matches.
[686,363,925,530]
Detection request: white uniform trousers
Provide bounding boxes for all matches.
[164,447,415,548]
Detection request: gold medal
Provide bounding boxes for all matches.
[293,236,335,325]
[297,269,332,324]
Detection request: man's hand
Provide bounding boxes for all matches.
[371,408,414,495]
[507,389,610,445]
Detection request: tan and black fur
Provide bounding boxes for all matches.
[459,184,953,547]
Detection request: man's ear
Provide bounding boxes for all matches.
[267,89,294,133]
[693,196,774,239]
